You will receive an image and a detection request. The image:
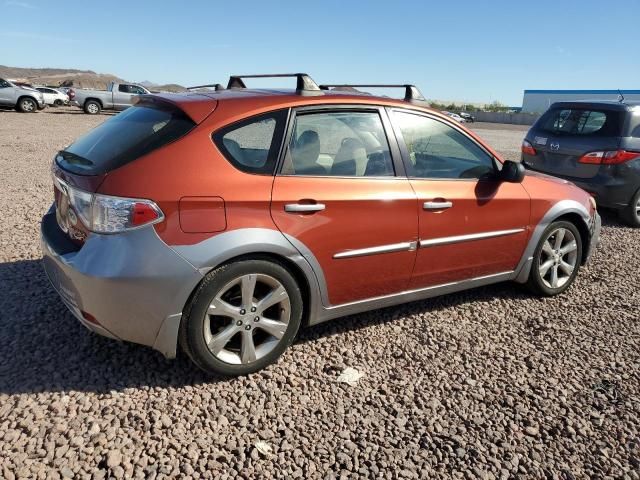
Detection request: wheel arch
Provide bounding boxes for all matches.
[84,97,103,107]
[16,95,38,108]
[554,212,591,265]
[513,200,592,283]
[154,228,327,359]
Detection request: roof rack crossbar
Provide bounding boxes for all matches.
[187,83,225,91]
[319,84,426,103]
[227,73,321,94]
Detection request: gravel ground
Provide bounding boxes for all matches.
[1,109,639,479]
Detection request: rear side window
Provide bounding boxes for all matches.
[213,110,288,174]
[58,104,195,175]
[539,108,623,137]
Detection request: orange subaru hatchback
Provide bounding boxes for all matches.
[42,74,600,376]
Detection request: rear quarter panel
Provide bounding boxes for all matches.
[96,101,278,246]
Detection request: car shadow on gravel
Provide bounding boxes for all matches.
[0,259,220,395]
[0,257,534,395]
[299,281,531,346]
[599,208,632,229]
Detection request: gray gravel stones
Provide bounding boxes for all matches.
[1,109,639,478]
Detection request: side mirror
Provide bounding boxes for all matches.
[500,160,525,183]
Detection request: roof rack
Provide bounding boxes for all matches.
[227,73,321,95]
[319,84,426,103]
[187,83,225,91]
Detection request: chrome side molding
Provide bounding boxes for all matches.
[334,241,416,259]
[419,228,525,248]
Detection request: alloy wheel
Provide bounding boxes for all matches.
[21,99,35,112]
[635,197,640,221]
[87,103,98,114]
[203,273,290,365]
[538,227,578,289]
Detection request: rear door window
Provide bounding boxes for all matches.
[539,108,623,137]
[280,110,395,177]
[57,104,195,175]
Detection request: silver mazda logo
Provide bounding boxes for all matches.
[550,142,560,151]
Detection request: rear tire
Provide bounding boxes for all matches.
[17,97,37,113]
[526,220,582,296]
[180,259,303,377]
[620,189,640,228]
[84,100,101,115]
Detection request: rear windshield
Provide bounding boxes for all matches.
[57,104,195,175]
[537,107,623,137]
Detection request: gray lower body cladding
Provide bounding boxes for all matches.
[40,199,600,360]
[40,210,203,358]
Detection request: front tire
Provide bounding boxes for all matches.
[526,221,582,296]
[54,99,63,106]
[17,97,37,113]
[621,189,640,228]
[180,259,303,376]
[83,100,101,115]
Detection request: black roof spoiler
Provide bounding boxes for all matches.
[227,73,322,95]
[319,84,426,104]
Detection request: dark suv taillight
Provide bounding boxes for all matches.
[578,150,640,165]
[521,140,536,156]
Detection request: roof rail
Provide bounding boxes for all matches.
[227,73,321,95]
[319,84,426,103]
[187,83,225,91]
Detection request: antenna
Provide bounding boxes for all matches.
[618,89,625,103]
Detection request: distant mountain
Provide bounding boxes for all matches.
[0,65,187,92]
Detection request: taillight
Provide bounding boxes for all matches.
[92,194,164,233]
[578,151,604,164]
[522,140,536,156]
[54,176,164,234]
[579,150,640,165]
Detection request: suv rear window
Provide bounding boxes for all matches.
[57,104,195,175]
[538,108,623,137]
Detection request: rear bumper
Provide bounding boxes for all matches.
[40,208,203,358]
[524,162,639,209]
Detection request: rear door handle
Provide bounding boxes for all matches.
[284,203,326,213]
[423,201,453,210]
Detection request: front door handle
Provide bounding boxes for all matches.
[284,203,326,213]
[423,201,453,210]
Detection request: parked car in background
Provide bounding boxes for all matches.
[443,111,465,123]
[459,112,475,123]
[522,101,640,226]
[0,78,46,112]
[56,87,76,102]
[36,86,69,106]
[73,81,150,114]
[42,73,600,376]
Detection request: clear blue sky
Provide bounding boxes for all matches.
[1,0,639,106]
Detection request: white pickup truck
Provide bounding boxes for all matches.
[74,81,151,114]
